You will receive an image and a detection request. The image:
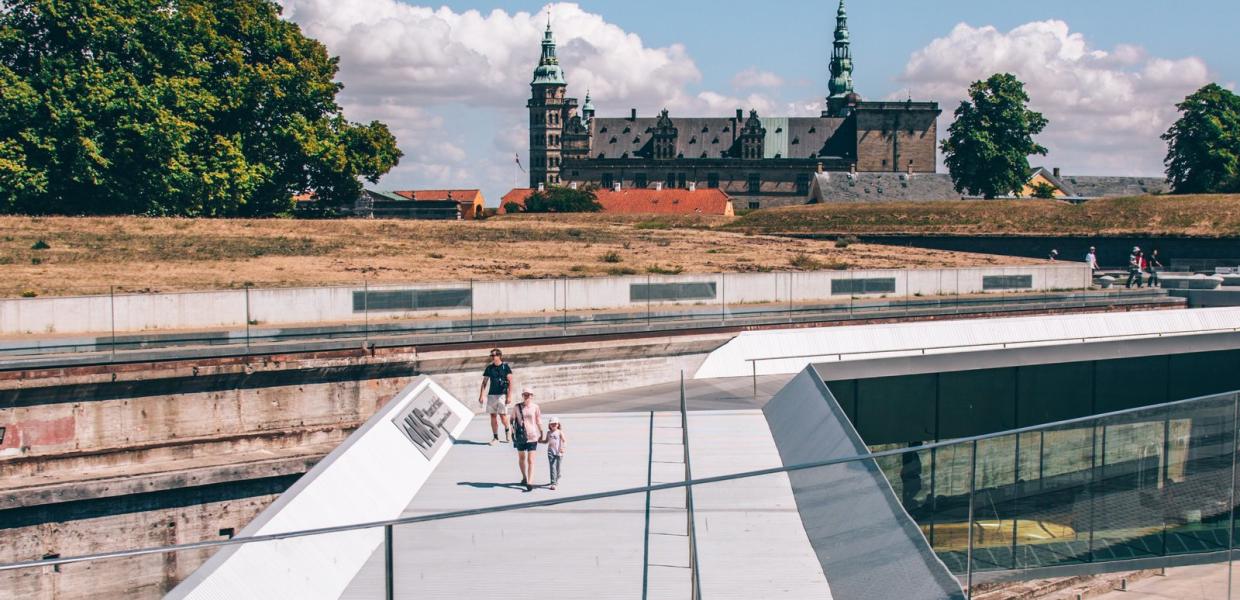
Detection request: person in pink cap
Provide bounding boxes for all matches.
[545,417,567,490]
[509,387,544,492]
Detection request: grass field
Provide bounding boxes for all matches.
[726,195,1240,237]
[0,215,1033,298]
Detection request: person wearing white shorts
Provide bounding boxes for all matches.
[479,349,513,444]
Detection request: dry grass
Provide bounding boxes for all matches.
[727,195,1240,237]
[0,215,1035,298]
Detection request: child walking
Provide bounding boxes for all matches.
[545,417,567,490]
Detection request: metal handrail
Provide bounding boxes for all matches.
[2,389,1235,574]
[680,371,702,600]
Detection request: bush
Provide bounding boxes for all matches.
[600,251,622,263]
[31,239,50,250]
[503,202,523,214]
[606,266,638,276]
[30,257,42,265]
[646,264,684,275]
[789,252,825,270]
[569,265,587,273]
[834,235,859,248]
[20,290,37,297]
[427,252,445,259]
[1030,182,1057,199]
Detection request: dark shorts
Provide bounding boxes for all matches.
[515,439,538,452]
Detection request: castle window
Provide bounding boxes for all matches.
[700,152,708,158]
[701,126,709,133]
[598,153,606,159]
[689,137,697,144]
[747,173,761,193]
[707,173,719,188]
[666,172,676,188]
[600,127,608,133]
[602,173,614,188]
[634,137,641,144]
[775,127,783,133]
[634,173,647,188]
[711,138,719,144]
[722,126,730,132]
[623,126,631,133]
[677,173,687,189]
[791,137,799,145]
[748,201,760,210]
[809,127,816,133]
[609,137,617,144]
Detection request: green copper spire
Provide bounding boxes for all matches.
[531,15,567,86]
[828,0,853,101]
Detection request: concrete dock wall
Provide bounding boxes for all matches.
[0,265,1090,335]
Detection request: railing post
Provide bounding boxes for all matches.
[363,279,369,344]
[244,284,251,352]
[720,272,726,326]
[562,276,568,334]
[966,438,977,599]
[468,279,474,341]
[646,274,652,330]
[787,272,793,324]
[1228,393,1238,598]
[752,360,758,399]
[384,523,395,600]
[109,285,117,360]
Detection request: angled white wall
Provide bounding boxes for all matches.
[167,376,472,600]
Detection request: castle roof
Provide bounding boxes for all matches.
[588,115,849,161]
[595,188,734,216]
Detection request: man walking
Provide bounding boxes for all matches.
[479,348,513,444]
[1085,246,1099,274]
[1147,249,1163,288]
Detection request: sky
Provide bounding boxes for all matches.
[276,0,1239,205]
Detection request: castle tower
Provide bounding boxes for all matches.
[527,18,569,188]
[825,0,856,116]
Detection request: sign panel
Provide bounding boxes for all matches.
[392,387,463,458]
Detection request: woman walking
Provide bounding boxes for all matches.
[509,387,544,492]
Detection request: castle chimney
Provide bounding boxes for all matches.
[1053,167,1061,178]
[630,108,637,120]
[736,109,743,121]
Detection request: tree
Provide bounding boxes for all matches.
[0,0,401,216]
[941,73,1048,199]
[523,187,602,213]
[1029,182,1057,199]
[1162,83,1240,194]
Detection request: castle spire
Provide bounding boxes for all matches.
[825,0,856,115]
[531,14,566,85]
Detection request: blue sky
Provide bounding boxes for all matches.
[280,0,1238,204]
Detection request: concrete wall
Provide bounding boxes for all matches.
[0,265,1090,336]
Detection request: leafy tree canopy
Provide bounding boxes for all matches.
[941,73,1048,199]
[1029,181,1057,199]
[0,0,401,216]
[1162,83,1240,194]
[523,187,602,213]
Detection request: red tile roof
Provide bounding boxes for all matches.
[595,188,733,216]
[392,189,483,203]
[499,187,734,215]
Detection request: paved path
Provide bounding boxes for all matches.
[545,374,791,414]
[1087,564,1233,600]
[338,405,831,599]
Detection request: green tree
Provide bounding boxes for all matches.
[524,187,602,213]
[1162,83,1240,194]
[941,73,1048,199]
[1029,181,1057,199]
[0,0,400,216]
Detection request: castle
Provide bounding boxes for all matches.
[526,0,942,208]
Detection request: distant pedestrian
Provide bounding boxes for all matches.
[545,417,567,490]
[1126,247,1143,288]
[510,387,544,491]
[1147,249,1163,288]
[1085,246,1099,273]
[1048,249,1059,262]
[479,348,513,444]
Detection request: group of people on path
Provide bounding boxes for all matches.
[478,348,567,492]
[1082,246,1163,288]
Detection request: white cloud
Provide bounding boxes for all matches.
[731,67,784,90]
[896,20,1212,176]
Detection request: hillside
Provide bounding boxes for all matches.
[0,216,1033,298]
[726,195,1240,237]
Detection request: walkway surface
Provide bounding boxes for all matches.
[338,407,830,599]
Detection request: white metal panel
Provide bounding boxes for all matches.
[694,307,1240,379]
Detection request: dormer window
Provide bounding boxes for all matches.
[623,126,631,133]
[701,126,709,133]
[633,137,641,144]
[689,137,697,144]
[791,138,800,145]
[775,127,783,133]
[609,137,617,144]
[722,126,730,133]
[600,127,608,133]
[711,138,719,144]
[809,127,816,133]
